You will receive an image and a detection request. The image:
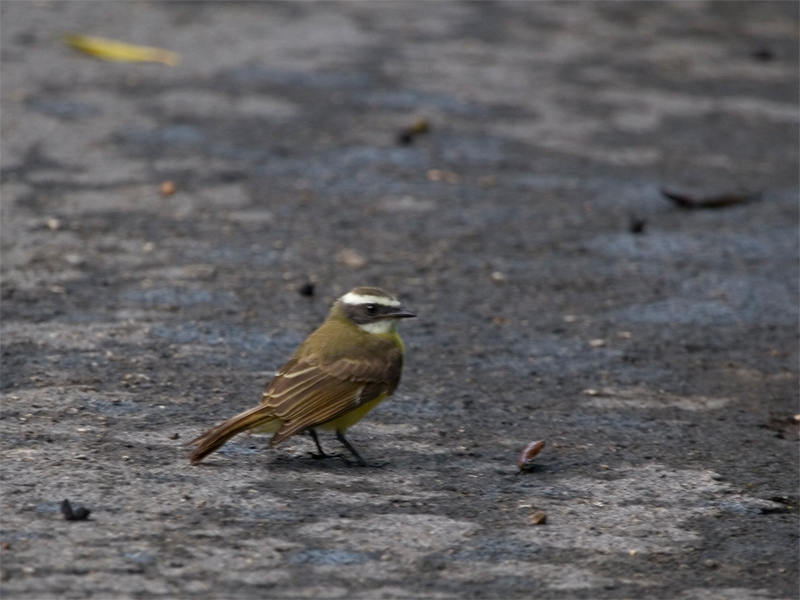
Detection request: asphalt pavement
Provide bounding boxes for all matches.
[1,2,798,598]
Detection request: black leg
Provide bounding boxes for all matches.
[307,429,329,460]
[336,431,367,467]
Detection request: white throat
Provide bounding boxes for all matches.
[357,320,397,334]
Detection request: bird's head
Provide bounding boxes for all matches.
[332,286,416,334]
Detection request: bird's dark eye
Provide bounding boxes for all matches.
[365,304,377,315]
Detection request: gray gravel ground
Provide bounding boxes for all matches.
[1,2,798,599]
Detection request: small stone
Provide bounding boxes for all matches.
[71,507,91,520]
[61,499,91,521]
[703,559,719,569]
[427,169,458,183]
[298,282,315,297]
[629,216,646,234]
[338,248,367,269]
[589,339,606,347]
[169,433,180,440]
[64,254,85,266]
[159,180,177,196]
[397,118,429,144]
[530,511,547,525]
[752,46,774,61]
[46,218,61,231]
[490,271,506,283]
[583,388,600,396]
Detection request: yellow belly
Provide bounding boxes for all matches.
[318,392,389,432]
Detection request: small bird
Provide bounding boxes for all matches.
[188,287,415,466]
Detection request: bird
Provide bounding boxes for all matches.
[187,286,415,466]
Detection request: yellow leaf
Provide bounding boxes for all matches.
[63,33,180,66]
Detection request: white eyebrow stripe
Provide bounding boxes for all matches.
[341,292,400,307]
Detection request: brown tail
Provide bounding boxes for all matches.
[187,405,278,464]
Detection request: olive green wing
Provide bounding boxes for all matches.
[261,347,402,446]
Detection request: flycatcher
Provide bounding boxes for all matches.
[188,287,415,466]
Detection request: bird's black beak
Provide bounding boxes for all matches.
[388,307,416,319]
